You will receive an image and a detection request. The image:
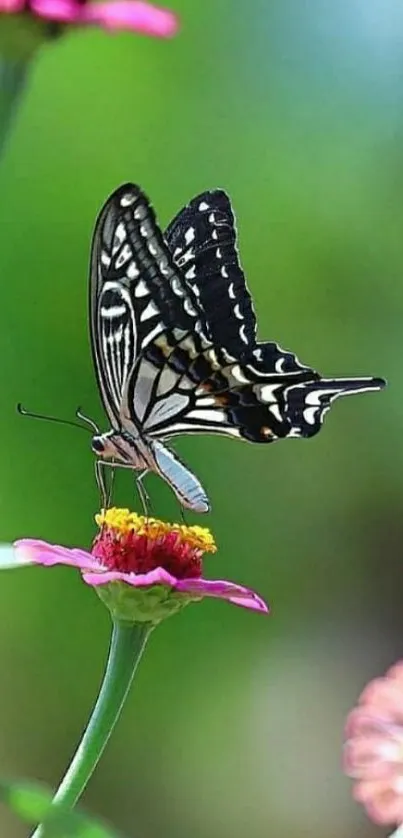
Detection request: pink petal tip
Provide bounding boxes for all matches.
[13,539,102,572]
[0,0,25,11]
[30,0,82,22]
[82,1,178,37]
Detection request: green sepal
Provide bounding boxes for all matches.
[95,581,202,625]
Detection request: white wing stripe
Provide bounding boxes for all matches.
[134,279,149,297]
[102,328,120,411]
[140,322,163,349]
[100,305,127,318]
[132,360,158,423]
[145,393,189,429]
[187,409,227,423]
[140,301,159,321]
[122,324,132,388]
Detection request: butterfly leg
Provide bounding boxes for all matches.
[95,460,109,510]
[95,460,150,515]
[179,505,188,525]
[95,459,120,510]
[106,464,115,508]
[136,470,151,516]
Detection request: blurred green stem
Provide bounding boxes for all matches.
[31,620,152,837]
[0,59,31,159]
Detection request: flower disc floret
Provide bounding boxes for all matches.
[94,508,216,579]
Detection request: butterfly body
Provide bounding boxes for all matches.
[89,183,385,513]
[92,427,209,512]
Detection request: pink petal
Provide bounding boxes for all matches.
[14,539,102,573]
[345,707,399,738]
[30,0,82,22]
[175,578,269,612]
[387,662,403,686]
[365,794,403,827]
[0,544,35,569]
[0,0,24,11]
[360,680,403,725]
[82,567,269,613]
[344,737,402,779]
[81,1,178,37]
[354,779,403,825]
[82,566,179,587]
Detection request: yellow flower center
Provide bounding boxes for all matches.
[95,508,217,554]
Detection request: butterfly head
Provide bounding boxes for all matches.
[91,431,121,459]
[91,430,147,472]
[92,435,107,455]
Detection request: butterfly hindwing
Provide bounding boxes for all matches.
[140,330,384,443]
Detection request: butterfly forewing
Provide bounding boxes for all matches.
[165,190,256,358]
[90,183,209,431]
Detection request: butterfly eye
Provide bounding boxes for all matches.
[92,436,106,454]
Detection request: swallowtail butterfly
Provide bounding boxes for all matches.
[90,183,385,512]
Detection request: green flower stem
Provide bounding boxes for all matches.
[31,620,153,838]
[0,58,31,159]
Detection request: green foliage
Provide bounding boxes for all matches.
[0,779,123,836]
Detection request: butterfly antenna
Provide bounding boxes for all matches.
[17,403,94,434]
[75,407,100,434]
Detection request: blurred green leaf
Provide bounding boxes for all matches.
[0,779,124,837]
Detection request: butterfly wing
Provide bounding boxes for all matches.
[163,189,385,441]
[165,189,256,358]
[89,183,208,430]
[140,332,385,442]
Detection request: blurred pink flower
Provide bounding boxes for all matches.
[344,661,403,826]
[14,508,268,623]
[0,0,178,37]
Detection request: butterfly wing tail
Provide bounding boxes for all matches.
[285,376,386,438]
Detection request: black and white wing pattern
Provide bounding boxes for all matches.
[162,189,385,440]
[140,333,385,443]
[165,189,256,358]
[89,183,208,431]
[91,183,385,457]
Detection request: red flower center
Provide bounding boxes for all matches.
[91,509,216,580]
[92,525,204,579]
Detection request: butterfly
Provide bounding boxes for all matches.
[89,183,386,513]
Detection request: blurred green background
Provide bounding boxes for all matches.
[0,0,400,835]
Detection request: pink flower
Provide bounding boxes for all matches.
[344,661,403,826]
[14,508,268,624]
[0,0,178,38]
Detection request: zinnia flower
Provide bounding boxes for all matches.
[0,0,178,38]
[344,660,403,827]
[14,508,268,624]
